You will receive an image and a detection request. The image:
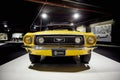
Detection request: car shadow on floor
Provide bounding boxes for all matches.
[28,56,90,72]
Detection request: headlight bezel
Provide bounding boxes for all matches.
[87,36,96,44]
[24,36,32,44]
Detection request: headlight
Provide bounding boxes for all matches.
[24,36,32,44]
[75,37,81,44]
[87,36,96,44]
[38,37,44,44]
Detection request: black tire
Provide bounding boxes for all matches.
[80,52,91,64]
[29,54,41,63]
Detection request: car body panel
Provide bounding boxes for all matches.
[23,30,96,46]
[23,28,96,57]
[27,48,92,56]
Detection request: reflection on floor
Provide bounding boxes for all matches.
[0,52,120,80]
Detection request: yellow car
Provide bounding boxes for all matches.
[23,24,96,64]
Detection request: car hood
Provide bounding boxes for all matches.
[32,30,93,35]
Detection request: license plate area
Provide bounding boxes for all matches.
[52,49,65,56]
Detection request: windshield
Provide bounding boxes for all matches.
[45,25,75,31]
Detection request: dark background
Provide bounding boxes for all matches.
[0,0,119,45]
[0,0,120,65]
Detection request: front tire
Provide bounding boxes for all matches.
[80,52,91,64]
[29,54,41,63]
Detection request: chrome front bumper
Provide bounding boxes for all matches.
[23,45,96,50]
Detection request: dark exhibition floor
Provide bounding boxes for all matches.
[0,42,27,65]
[0,43,120,80]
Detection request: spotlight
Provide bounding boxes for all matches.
[73,13,81,19]
[41,13,48,19]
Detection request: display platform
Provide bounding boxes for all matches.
[0,52,120,80]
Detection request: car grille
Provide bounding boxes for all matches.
[34,35,84,45]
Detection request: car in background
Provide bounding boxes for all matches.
[23,24,96,64]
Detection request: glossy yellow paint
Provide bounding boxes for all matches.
[23,30,96,56]
[84,34,97,46]
[33,30,92,35]
[23,33,35,46]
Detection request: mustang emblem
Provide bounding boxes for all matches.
[54,37,65,42]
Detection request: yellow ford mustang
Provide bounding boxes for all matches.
[23,24,96,64]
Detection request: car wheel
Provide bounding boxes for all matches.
[80,51,91,64]
[29,54,41,63]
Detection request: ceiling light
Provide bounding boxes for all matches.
[41,13,48,19]
[73,13,80,19]
[4,24,8,28]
